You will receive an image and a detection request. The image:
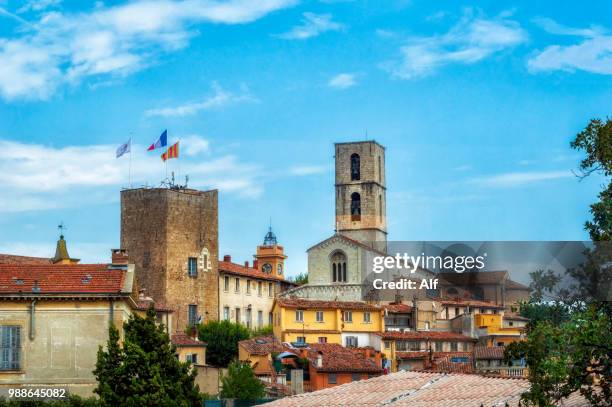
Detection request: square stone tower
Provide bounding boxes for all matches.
[335,141,387,250]
[120,187,219,332]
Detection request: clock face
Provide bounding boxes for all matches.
[277,264,283,275]
[262,263,272,274]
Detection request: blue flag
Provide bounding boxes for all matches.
[147,130,167,151]
[116,138,131,158]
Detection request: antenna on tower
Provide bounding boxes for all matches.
[57,221,66,238]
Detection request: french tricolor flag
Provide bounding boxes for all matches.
[147,130,167,151]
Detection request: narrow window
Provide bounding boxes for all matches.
[258,311,263,327]
[384,341,391,349]
[188,257,198,277]
[435,341,443,352]
[344,311,353,323]
[318,337,327,343]
[345,336,358,347]
[245,308,252,328]
[350,153,360,180]
[246,280,251,294]
[268,282,273,297]
[351,192,361,221]
[224,276,229,291]
[379,195,382,222]
[0,326,20,370]
[450,342,458,352]
[328,373,337,384]
[235,278,240,293]
[316,311,324,322]
[223,307,230,320]
[258,281,262,296]
[363,312,371,323]
[378,155,382,182]
[297,336,306,344]
[235,308,241,323]
[269,312,273,325]
[331,252,347,283]
[296,310,304,322]
[188,305,198,326]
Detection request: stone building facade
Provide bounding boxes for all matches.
[120,187,219,332]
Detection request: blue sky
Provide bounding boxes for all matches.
[0,0,610,277]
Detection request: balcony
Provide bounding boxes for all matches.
[477,366,528,377]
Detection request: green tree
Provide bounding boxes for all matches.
[219,361,265,400]
[289,272,308,285]
[197,320,250,367]
[93,308,201,407]
[506,306,611,406]
[570,117,612,240]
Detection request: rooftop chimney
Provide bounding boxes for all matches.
[111,249,129,265]
[223,255,231,262]
[244,261,249,268]
[253,259,259,269]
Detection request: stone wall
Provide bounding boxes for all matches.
[334,141,387,245]
[121,188,219,332]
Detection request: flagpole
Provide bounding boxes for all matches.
[177,137,181,187]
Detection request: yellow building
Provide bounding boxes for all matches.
[272,298,384,347]
[474,313,524,347]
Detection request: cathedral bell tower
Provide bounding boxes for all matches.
[335,141,387,251]
[254,226,287,278]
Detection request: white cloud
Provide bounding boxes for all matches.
[0,138,266,212]
[289,165,330,176]
[181,135,210,156]
[328,72,356,89]
[469,170,572,188]
[0,0,297,100]
[528,18,612,75]
[144,83,257,117]
[383,9,527,79]
[17,0,62,13]
[277,12,344,40]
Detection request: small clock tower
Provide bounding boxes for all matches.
[254,226,287,278]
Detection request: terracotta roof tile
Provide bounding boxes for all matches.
[0,264,125,295]
[0,254,51,265]
[429,352,474,374]
[219,261,292,283]
[260,371,554,407]
[474,346,506,360]
[378,331,476,342]
[171,333,206,347]
[276,298,381,311]
[383,303,413,313]
[239,335,290,356]
[439,298,505,309]
[303,343,383,373]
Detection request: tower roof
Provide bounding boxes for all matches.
[51,231,79,265]
[263,226,278,246]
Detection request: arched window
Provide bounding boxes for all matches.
[350,154,360,181]
[351,192,361,221]
[331,251,347,283]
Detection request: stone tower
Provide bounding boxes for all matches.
[120,187,219,332]
[335,141,387,250]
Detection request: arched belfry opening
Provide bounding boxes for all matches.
[350,153,360,181]
[350,192,361,221]
[331,251,347,283]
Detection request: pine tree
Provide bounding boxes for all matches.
[93,308,201,406]
[219,361,265,400]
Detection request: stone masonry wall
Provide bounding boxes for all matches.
[120,188,219,332]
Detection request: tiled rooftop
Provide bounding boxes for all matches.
[219,260,288,282]
[0,254,52,265]
[171,333,206,347]
[303,343,382,373]
[378,331,476,342]
[383,303,413,313]
[239,335,290,356]
[474,346,506,360]
[261,370,590,406]
[0,264,126,295]
[276,298,381,311]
